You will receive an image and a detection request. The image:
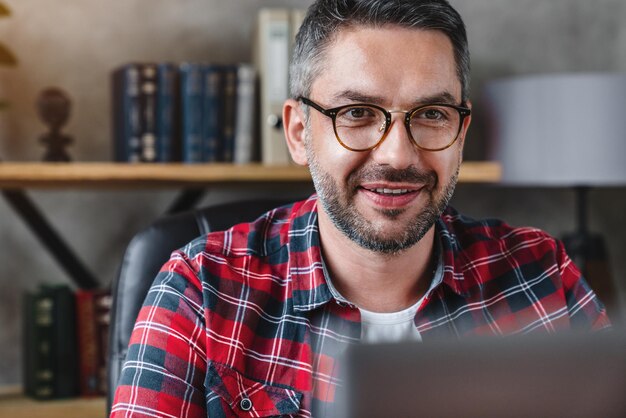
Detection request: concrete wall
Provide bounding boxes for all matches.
[0,0,624,386]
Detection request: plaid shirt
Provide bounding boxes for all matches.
[111,195,610,418]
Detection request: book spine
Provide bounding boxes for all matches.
[155,63,180,162]
[139,64,158,162]
[112,64,142,162]
[202,65,223,163]
[180,63,205,163]
[22,292,50,398]
[94,292,112,395]
[31,291,56,399]
[255,8,292,165]
[22,293,35,396]
[234,64,257,164]
[75,290,99,397]
[220,65,238,163]
[23,285,79,399]
[52,286,79,398]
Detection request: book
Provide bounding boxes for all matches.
[22,292,42,398]
[220,65,238,162]
[155,63,180,162]
[23,285,79,399]
[138,64,158,162]
[255,8,292,165]
[180,63,205,163]
[201,65,223,163]
[75,289,111,397]
[234,64,257,164]
[94,291,112,395]
[75,290,98,396]
[112,64,142,162]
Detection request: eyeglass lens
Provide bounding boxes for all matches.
[333,105,461,150]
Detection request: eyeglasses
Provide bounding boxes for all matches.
[299,97,471,152]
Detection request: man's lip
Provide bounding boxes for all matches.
[357,183,425,208]
[359,182,424,193]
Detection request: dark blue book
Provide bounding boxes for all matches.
[112,64,142,162]
[138,64,158,162]
[155,63,180,162]
[202,65,223,163]
[220,65,238,163]
[180,63,204,163]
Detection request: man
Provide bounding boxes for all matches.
[110,0,610,416]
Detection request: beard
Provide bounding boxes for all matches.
[306,140,459,255]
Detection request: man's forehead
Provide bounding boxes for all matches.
[310,25,461,104]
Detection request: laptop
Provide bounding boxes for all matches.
[339,330,626,418]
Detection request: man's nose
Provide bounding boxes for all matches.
[370,115,417,169]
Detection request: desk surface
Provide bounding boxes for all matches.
[0,162,501,189]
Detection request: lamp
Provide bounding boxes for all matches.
[484,73,626,319]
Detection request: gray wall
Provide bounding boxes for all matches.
[0,0,624,386]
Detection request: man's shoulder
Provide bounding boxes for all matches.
[440,206,558,252]
[180,196,317,260]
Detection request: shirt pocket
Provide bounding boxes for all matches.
[206,361,303,417]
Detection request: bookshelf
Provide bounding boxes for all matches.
[0,161,501,188]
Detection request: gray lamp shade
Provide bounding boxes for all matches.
[485,73,626,186]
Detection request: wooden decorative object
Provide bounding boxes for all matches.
[37,88,73,162]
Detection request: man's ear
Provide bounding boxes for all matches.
[283,98,308,165]
[458,100,472,149]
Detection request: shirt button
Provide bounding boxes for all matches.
[240,397,253,412]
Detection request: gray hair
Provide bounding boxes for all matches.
[290,0,471,103]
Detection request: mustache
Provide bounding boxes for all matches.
[349,165,438,186]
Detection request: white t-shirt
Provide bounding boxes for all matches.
[322,239,443,344]
[359,299,424,343]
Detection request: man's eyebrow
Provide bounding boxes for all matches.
[414,91,459,105]
[332,90,385,104]
[330,90,461,106]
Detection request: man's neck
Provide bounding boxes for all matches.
[317,210,436,313]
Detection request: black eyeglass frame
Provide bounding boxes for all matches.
[299,96,471,152]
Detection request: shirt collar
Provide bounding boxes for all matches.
[435,208,473,297]
[287,198,468,312]
[287,195,335,312]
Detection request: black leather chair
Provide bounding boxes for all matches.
[106,199,289,412]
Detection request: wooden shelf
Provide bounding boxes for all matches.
[0,162,501,189]
[0,387,105,418]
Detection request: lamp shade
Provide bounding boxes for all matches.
[485,73,626,186]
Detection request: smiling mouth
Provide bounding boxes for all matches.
[366,187,412,196]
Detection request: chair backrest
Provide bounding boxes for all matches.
[106,199,289,412]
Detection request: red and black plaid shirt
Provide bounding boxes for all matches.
[111,195,610,417]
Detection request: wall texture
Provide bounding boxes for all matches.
[0,0,624,386]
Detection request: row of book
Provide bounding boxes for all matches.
[23,285,111,399]
[112,62,256,164]
[111,7,306,165]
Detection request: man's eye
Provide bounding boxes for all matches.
[346,107,371,118]
[350,108,364,117]
[422,108,446,120]
[336,106,381,128]
[413,107,454,126]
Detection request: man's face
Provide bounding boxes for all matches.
[302,26,470,254]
